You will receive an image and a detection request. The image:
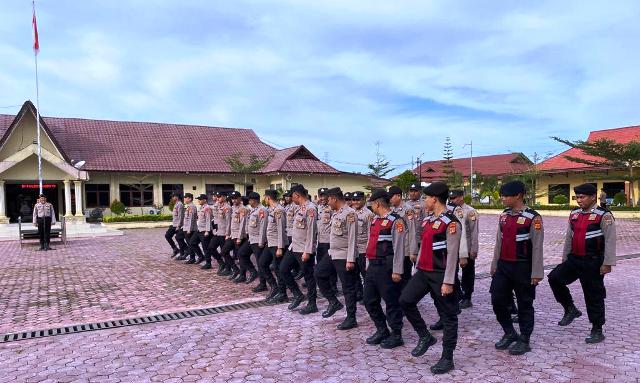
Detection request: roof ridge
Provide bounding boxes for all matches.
[589,124,640,134]
[44,115,252,131]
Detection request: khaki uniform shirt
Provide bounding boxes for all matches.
[214,202,232,237]
[247,204,268,245]
[329,205,358,262]
[171,201,184,228]
[317,203,333,244]
[230,204,249,240]
[33,202,56,224]
[290,200,317,254]
[183,202,198,233]
[266,204,288,249]
[355,206,374,254]
[196,204,212,232]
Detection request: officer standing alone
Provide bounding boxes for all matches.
[32,194,56,251]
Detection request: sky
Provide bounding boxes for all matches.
[1,0,640,175]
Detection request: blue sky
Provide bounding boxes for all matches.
[1,1,639,174]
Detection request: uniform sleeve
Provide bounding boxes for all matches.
[277,210,287,249]
[530,216,545,279]
[346,213,358,263]
[204,208,212,232]
[601,212,617,266]
[50,205,57,225]
[258,209,268,246]
[444,222,462,284]
[409,218,420,256]
[32,205,37,224]
[304,207,317,254]
[456,209,469,259]
[178,204,185,229]
[491,220,501,273]
[561,221,573,261]
[224,208,232,237]
[240,209,248,238]
[468,209,479,254]
[392,219,407,274]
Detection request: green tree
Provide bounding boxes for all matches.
[109,199,126,216]
[391,170,419,193]
[552,137,640,206]
[448,170,464,189]
[442,136,454,180]
[224,152,271,194]
[368,141,395,178]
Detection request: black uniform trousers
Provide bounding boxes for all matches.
[187,231,207,259]
[287,236,301,273]
[548,254,606,327]
[490,260,536,337]
[400,269,459,357]
[249,243,264,282]
[36,217,52,248]
[460,258,476,300]
[280,251,317,303]
[356,253,367,296]
[317,243,337,292]
[267,247,287,294]
[363,258,403,334]
[220,238,239,269]
[236,240,253,276]
[206,235,226,263]
[164,225,186,252]
[315,252,338,301]
[195,231,211,256]
[333,259,359,318]
[185,231,204,258]
[401,256,413,288]
[260,246,278,288]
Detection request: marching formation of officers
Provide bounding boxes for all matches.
[164,180,616,375]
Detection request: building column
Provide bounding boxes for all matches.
[74,180,83,217]
[63,180,73,217]
[0,180,7,224]
[153,175,162,207]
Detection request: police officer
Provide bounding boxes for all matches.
[32,194,56,251]
[548,183,616,344]
[190,194,212,267]
[405,183,426,239]
[165,193,186,258]
[491,181,544,355]
[400,182,462,374]
[352,191,374,302]
[388,186,414,286]
[182,193,200,263]
[263,189,289,303]
[246,192,267,289]
[448,189,479,309]
[316,188,360,329]
[283,190,303,279]
[279,184,318,314]
[363,189,407,349]
[223,191,246,280]
[207,192,232,274]
[317,188,338,293]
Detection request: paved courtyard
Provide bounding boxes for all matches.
[0,214,639,382]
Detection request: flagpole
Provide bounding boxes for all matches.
[33,0,43,195]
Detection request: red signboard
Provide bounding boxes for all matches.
[21,184,57,189]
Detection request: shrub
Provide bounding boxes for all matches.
[109,200,126,216]
[552,195,569,205]
[463,195,472,204]
[103,214,172,223]
[613,192,627,206]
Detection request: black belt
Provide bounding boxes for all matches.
[369,258,390,265]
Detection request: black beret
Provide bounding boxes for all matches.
[449,189,464,198]
[184,193,194,199]
[195,194,208,200]
[499,181,526,196]
[409,183,420,191]
[290,184,306,195]
[424,182,449,198]
[318,188,328,196]
[351,191,366,199]
[247,192,261,201]
[369,189,390,203]
[283,190,292,197]
[39,193,46,198]
[574,183,597,196]
[241,196,249,205]
[264,189,278,200]
[229,191,241,198]
[326,187,343,198]
[388,186,403,196]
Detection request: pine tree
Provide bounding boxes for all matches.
[442,137,455,182]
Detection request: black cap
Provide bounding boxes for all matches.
[290,184,307,196]
[229,191,241,198]
[283,190,292,197]
[424,182,449,199]
[196,194,208,200]
[264,190,278,200]
[318,188,328,196]
[449,189,464,198]
[388,186,403,196]
[184,193,194,199]
[499,181,526,197]
[247,192,261,201]
[409,183,420,191]
[326,187,343,198]
[241,196,249,205]
[574,183,597,196]
[344,192,352,200]
[352,191,365,200]
[369,189,390,203]
[38,193,46,198]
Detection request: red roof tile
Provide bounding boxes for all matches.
[262,146,339,174]
[538,125,640,172]
[415,153,532,180]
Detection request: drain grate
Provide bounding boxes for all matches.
[0,299,273,344]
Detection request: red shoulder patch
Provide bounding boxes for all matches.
[448,222,457,234]
[533,216,542,230]
[396,221,404,233]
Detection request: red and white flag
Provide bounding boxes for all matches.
[32,3,40,54]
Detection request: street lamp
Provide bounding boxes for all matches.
[463,141,473,198]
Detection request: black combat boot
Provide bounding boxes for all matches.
[246,270,258,284]
[185,255,196,264]
[337,316,358,330]
[366,327,390,345]
[585,326,605,344]
[176,253,188,261]
[558,303,582,326]
[430,319,444,331]
[459,298,472,309]
[233,274,247,284]
[321,299,344,318]
[431,351,455,374]
[219,265,232,276]
[411,333,437,357]
[299,301,318,315]
[171,248,179,257]
[200,261,212,270]
[265,282,278,302]
[270,291,289,304]
[252,282,268,293]
[508,334,532,355]
[380,332,404,349]
[229,265,240,280]
[217,262,227,275]
[288,291,305,310]
[495,329,519,350]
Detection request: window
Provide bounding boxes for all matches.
[85,184,110,208]
[205,184,235,204]
[548,184,570,204]
[120,184,153,207]
[162,184,183,205]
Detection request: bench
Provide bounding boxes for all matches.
[18,216,67,248]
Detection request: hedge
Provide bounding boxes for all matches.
[471,204,640,211]
[103,214,172,223]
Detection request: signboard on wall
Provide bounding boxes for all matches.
[21,184,57,189]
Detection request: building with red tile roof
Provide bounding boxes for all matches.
[414,153,532,183]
